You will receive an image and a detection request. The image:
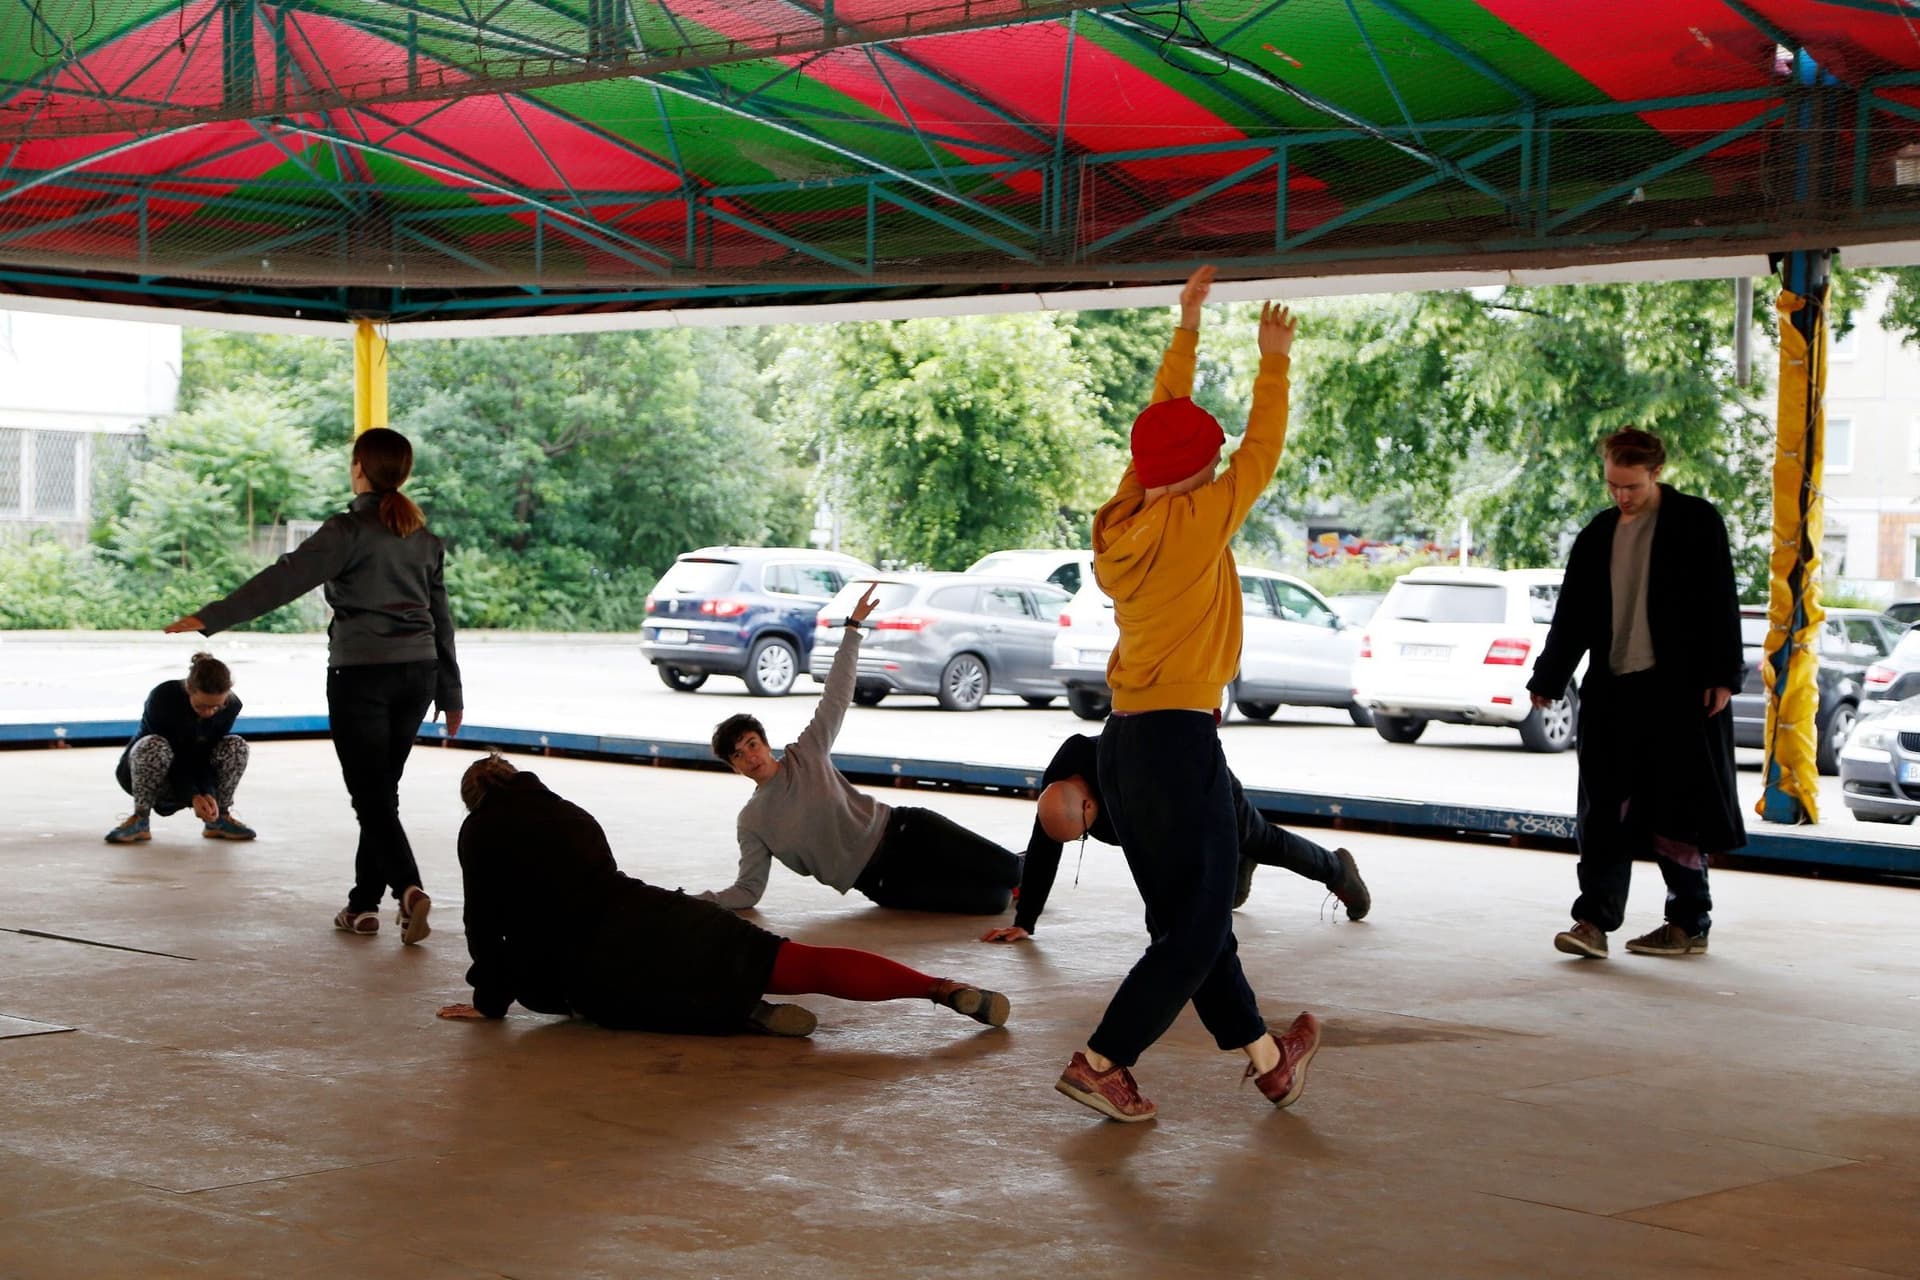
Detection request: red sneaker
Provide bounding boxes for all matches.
[1246,1012,1322,1108]
[1055,1052,1157,1123]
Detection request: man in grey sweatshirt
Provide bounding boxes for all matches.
[700,585,1022,915]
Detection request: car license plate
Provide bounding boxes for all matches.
[656,628,689,645]
[1901,761,1920,785]
[1400,643,1451,660]
[1079,649,1111,665]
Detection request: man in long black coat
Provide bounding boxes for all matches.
[1527,428,1745,960]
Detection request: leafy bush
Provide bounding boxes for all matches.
[1300,554,1458,597]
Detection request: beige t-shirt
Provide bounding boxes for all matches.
[1609,509,1659,675]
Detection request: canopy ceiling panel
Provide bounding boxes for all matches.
[0,0,1916,325]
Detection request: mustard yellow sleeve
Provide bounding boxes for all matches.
[1220,352,1291,529]
[1151,325,1200,404]
[1108,327,1204,504]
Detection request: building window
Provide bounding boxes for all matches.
[1908,530,1920,580]
[1822,532,1849,578]
[0,428,89,522]
[1826,417,1854,474]
[0,429,22,516]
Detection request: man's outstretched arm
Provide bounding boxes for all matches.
[795,584,881,757]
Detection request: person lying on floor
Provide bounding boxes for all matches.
[437,755,1011,1036]
[980,732,1370,944]
[700,584,1022,915]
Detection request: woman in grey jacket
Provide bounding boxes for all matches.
[166,427,463,944]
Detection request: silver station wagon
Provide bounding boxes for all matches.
[810,574,1072,711]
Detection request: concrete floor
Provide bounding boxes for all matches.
[2,740,1917,1279]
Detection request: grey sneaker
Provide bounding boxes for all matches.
[929,979,1010,1027]
[1554,920,1608,958]
[747,1001,818,1037]
[1625,923,1708,956]
[1330,848,1370,921]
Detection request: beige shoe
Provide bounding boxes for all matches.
[1554,920,1608,958]
[1625,923,1708,956]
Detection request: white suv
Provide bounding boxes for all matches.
[1352,567,1576,752]
[1051,567,1368,725]
[966,549,1094,597]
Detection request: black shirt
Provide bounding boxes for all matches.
[117,679,242,798]
[1013,734,1117,934]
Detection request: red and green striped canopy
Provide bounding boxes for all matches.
[0,0,1915,324]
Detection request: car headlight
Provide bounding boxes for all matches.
[1851,723,1896,752]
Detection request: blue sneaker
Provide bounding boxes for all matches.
[201,813,256,841]
[105,811,151,844]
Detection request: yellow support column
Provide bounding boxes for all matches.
[352,318,388,435]
[1758,260,1830,824]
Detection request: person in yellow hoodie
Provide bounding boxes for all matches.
[1054,265,1324,1123]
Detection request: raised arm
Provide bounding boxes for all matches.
[1218,301,1296,532]
[795,584,880,756]
[1110,267,1214,505]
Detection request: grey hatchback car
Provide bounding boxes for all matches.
[809,574,1072,710]
[1731,606,1901,775]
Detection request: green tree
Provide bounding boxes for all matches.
[1284,281,1772,590]
[178,329,354,440]
[773,313,1116,568]
[145,387,335,553]
[388,328,805,597]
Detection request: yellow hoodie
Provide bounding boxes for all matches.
[1092,326,1291,713]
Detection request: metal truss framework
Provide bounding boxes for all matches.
[0,0,1917,322]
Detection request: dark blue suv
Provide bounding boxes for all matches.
[641,547,877,696]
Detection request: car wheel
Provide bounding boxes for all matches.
[853,684,888,707]
[1347,701,1375,728]
[1066,687,1111,720]
[743,636,799,697]
[656,665,707,693]
[937,653,989,711]
[1374,714,1427,745]
[1235,700,1278,721]
[1816,701,1857,777]
[1021,695,1055,709]
[1519,686,1578,753]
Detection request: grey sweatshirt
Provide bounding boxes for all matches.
[699,628,890,909]
[195,492,463,712]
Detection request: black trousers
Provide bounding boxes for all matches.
[1572,670,1717,937]
[854,807,1021,914]
[328,660,436,913]
[1089,711,1265,1069]
[1233,776,1341,884]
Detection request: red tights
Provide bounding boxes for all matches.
[765,941,936,1002]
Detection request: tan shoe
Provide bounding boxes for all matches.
[1554,920,1608,958]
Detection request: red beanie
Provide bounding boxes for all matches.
[1130,397,1225,488]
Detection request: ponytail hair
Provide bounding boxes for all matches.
[352,427,426,538]
[460,752,519,812]
[186,651,232,695]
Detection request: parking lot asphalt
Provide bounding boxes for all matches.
[3,630,1913,847]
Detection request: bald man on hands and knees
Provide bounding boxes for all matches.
[981,733,1369,944]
